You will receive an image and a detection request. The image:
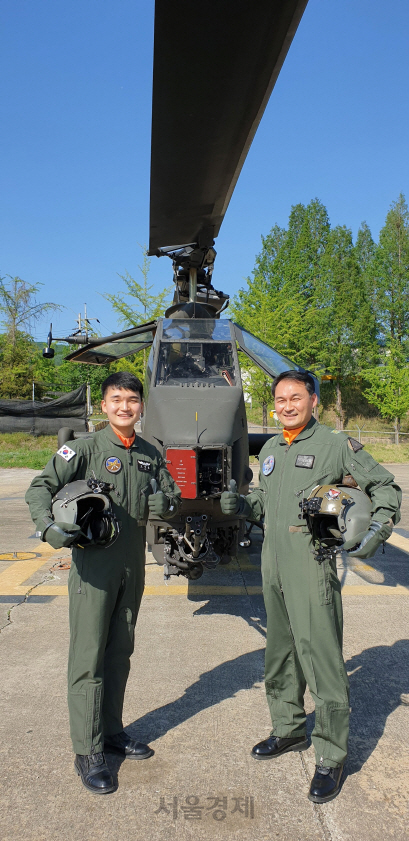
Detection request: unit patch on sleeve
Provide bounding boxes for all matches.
[105,456,122,474]
[57,445,76,462]
[262,455,275,476]
[137,459,152,473]
[295,454,315,469]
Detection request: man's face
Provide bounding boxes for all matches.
[274,379,317,430]
[101,387,143,435]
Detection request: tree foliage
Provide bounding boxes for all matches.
[0,276,60,345]
[232,195,409,430]
[363,340,409,443]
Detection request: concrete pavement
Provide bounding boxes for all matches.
[0,466,408,840]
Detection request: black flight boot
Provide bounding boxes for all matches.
[105,730,154,760]
[308,764,343,803]
[74,751,116,795]
[251,735,309,759]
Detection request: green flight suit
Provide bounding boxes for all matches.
[243,418,401,767]
[25,424,181,755]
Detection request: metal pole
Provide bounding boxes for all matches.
[189,267,197,302]
[86,382,92,417]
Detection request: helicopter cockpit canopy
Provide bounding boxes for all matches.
[156,320,236,387]
[66,318,319,399]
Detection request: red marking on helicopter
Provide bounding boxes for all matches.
[166,449,197,499]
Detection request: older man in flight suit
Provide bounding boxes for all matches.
[221,370,401,803]
[26,372,181,795]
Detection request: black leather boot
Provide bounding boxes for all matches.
[251,735,309,759]
[74,752,116,795]
[308,764,343,803]
[105,730,154,760]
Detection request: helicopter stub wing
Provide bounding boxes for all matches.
[64,321,157,364]
[149,0,309,254]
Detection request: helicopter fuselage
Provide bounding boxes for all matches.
[141,317,251,579]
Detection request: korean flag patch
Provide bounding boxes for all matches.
[57,445,76,462]
[262,455,275,476]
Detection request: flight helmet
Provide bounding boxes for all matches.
[52,477,120,547]
[300,484,372,548]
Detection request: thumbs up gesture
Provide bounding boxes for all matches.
[147,478,169,517]
[220,479,241,515]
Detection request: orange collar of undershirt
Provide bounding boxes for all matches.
[282,425,306,446]
[113,429,136,449]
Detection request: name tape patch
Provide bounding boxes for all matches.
[295,454,315,469]
[262,455,275,476]
[137,459,152,473]
[105,456,122,474]
[57,445,76,462]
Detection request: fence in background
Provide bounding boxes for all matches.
[248,424,409,445]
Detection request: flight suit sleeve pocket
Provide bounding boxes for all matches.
[137,485,151,523]
[317,555,340,606]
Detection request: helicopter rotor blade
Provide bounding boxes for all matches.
[149,0,309,254]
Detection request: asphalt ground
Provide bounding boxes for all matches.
[0,465,408,841]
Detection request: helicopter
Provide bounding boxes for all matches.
[43,0,318,581]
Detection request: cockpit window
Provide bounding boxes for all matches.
[156,342,236,386]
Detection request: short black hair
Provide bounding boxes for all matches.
[101,371,143,400]
[272,370,316,397]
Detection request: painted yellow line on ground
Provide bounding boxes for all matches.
[0,543,62,594]
[342,584,409,595]
[388,532,409,552]
[18,583,409,598]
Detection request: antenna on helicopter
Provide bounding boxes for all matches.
[42,304,101,358]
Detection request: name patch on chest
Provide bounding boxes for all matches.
[295,454,315,469]
[105,456,122,474]
[137,459,152,473]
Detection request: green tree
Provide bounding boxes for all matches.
[103,247,171,379]
[230,199,331,421]
[0,276,59,345]
[372,194,409,347]
[0,332,39,398]
[313,226,377,428]
[363,340,409,444]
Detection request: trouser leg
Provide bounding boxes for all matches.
[281,550,350,767]
[263,581,307,737]
[67,547,125,755]
[103,562,145,736]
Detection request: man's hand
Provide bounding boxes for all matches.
[148,491,169,518]
[344,520,393,559]
[220,479,241,516]
[43,522,83,550]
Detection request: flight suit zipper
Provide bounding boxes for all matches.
[127,448,133,515]
[275,446,290,589]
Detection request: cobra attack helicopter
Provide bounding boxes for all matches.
[44,0,318,580]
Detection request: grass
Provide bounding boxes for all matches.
[0,433,408,469]
[0,433,58,469]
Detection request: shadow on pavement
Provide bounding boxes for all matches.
[124,648,265,744]
[305,639,409,775]
[360,544,409,588]
[191,595,267,639]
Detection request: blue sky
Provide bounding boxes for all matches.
[1,0,409,342]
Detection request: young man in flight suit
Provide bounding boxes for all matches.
[26,372,181,795]
[221,370,401,803]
